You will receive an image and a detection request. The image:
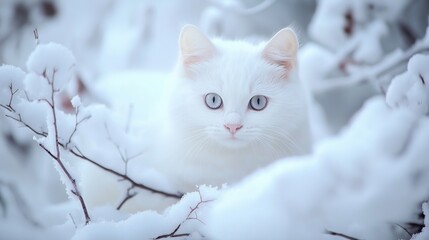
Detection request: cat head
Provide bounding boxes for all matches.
[169,25,308,153]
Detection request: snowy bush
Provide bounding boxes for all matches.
[208,97,429,239]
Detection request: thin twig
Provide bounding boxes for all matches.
[40,68,91,224]
[155,224,190,239]
[325,230,360,240]
[70,147,182,199]
[69,213,77,229]
[116,185,137,210]
[1,72,181,212]
[65,106,90,149]
[155,189,212,239]
[5,114,47,137]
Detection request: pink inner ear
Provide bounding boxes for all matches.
[263,49,295,73]
[182,53,209,66]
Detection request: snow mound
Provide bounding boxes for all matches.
[207,97,429,240]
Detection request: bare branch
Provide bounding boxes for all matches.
[419,74,425,85]
[5,114,47,137]
[48,69,90,224]
[1,66,181,224]
[65,105,90,149]
[8,83,18,111]
[155,224,190,239]
[325,230,360,240]
[33,28,39,45]
[0,83,19,112]
[70,147,182,199]
[69,213,77,229]
[116,185,137,210]
[155,189,212,239]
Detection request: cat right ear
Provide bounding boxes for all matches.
[179,25,215,66]
[262,28,299,72]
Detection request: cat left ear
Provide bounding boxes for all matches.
[179,25,215,66]
[262,28,299,71]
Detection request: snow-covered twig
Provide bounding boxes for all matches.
[70,146,183,199]
[155,189,213,239]
[37,69,91,225]
[1,66,91,224]
[2,106,182,200]
[2,83,183,205]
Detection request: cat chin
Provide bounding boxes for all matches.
[212,137,251,149]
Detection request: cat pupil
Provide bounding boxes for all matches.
[249,95,267,111]
[212,96,216,103]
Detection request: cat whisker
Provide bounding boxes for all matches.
[260,128,301,156]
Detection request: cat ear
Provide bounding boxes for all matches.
[262,28,299,71]
[179,25,215,66]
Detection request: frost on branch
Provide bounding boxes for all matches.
[0,42,92,224]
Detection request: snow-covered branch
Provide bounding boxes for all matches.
[69,146,183,199]
[155,188,213,239]
[0,43,183,226]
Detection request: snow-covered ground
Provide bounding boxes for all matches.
[1,0,429,239]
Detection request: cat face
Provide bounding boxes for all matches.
[169,25,307,153]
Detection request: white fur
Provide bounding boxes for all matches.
[80,26,311,212]
[150,26,311,194]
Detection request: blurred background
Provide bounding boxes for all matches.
[0,0,428,236]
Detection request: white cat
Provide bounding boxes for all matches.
[80,25,311,212]
[150,25,311,194]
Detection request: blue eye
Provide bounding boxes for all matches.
[205,93,222,109]
[249,95,268,111]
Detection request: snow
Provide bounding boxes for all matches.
[207,97,429,240]
[26,42,75,92]
[24,73,52,100]
[72,186,220,240]
[386,54,429,115]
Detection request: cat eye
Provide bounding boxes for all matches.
[249,95,268,111]
[205,93,223,109]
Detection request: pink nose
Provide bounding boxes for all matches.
[224,124,243,134]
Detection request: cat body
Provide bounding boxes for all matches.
[80,25,311,212]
